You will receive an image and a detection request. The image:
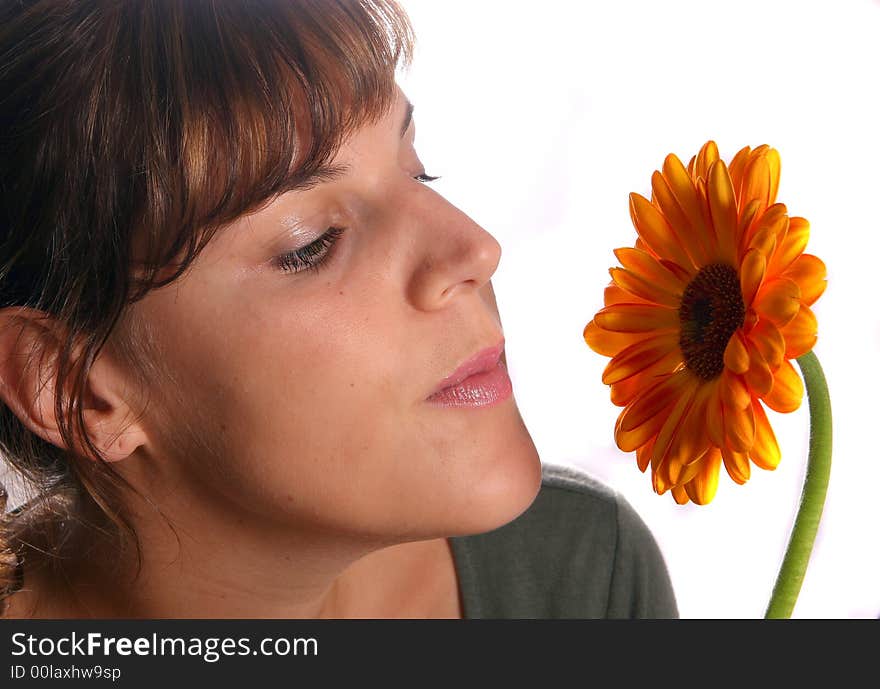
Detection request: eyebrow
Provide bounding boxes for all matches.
[284,99,414,194]
[282,164,351,193]
[400,98,414,138]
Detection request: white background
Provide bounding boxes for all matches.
[397,0,880,618]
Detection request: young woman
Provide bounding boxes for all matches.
[0,0,677,618]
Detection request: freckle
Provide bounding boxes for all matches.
[338,290,345,296]
[350,382,355,388]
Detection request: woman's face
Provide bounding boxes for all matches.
[120,86,543,544]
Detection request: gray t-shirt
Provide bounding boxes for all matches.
[449,462,679,618]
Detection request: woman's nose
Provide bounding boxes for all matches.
[406,196,502,312]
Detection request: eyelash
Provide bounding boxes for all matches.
[414,173,441,183]
[277,226,347,275]
[277,172,442,275]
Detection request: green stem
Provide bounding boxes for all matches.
[764,350,832,619]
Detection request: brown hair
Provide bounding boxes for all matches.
[0,0,415,613]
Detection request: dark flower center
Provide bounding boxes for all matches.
[678,263,745,380]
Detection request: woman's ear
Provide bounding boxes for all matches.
[0,307,148,463]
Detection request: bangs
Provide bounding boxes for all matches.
[124,0,416,293]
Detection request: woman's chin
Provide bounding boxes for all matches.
[441,422,544,538]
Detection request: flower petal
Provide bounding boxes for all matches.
[605,283,650,306]
[741,152,772,215]
[763,359,804,413]
[675,456,706,486]
[750,400,781,470]
[765,148,781,205]
[723,330,750,374]
[721,447,750,485]
[609,267,681,308]
[668,445,709,486]
[614,247,688,296]
[629,192,694,271]
[651,170,710,267]
[728,146,752,199]
[616,404,667,452]
[634,237,653,255]
[610,374,644,407]
[740,248,766,308]
[652,466,672,495]
[767,216,809,276]
[749,318,785,369]
[610,347,682,405]
[671,485,690,504]
[584,319,650,357]
[753,277,801,328]
[662,154,717,260]
[602,332,679,385]
[707,160,738,265]
[663,153,708,218]
[666,384,713,479]
[706,384,726,447]
[743,336,774,397]
[736,199,761,258]
[782,254,827,307]
[742,203,785,261]
[651,377,698,473]
[748,211,785,261]
[659,258,693,284]
[779,304,818,359]
[595,303,679,333]
[724,401,756,453]
[695,177,715,257]
[719,368,751,410]
[683,449,722,505]
[636,437,656,472]
[619,372,690,433]
[693,140,720,182]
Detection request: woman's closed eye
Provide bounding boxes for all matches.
[276,171,442,275]
[277,226,347,275]
[414,173,440,183]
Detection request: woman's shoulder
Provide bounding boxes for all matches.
[456,462,636,564]
[534,461,620,514]
[449,462,679,618]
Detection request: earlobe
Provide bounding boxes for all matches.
[81,408,147,463]
[79,355,149,463]
[0,307,148,463]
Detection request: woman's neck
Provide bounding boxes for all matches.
[4,502,463,619]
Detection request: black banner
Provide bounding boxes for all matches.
[1,619,874,685]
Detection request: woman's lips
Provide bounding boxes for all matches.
[426,340,513,408]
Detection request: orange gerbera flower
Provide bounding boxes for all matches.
[584,141,826,505]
